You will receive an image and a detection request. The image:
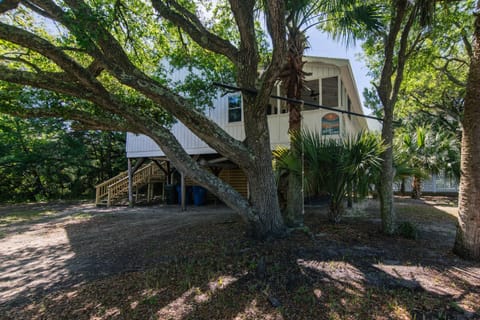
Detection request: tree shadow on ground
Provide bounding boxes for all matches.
[1,198,479,319]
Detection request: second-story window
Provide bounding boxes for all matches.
[228,95,242,122]
[322,76,338,107]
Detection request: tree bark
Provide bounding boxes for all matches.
[453,1,480,260]
[411,175,422,199]
[376,0,413,235]
[279,26,308,228]
[378,100,396,234]
[284,172,304,227]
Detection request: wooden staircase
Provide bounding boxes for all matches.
[95,162,165,206]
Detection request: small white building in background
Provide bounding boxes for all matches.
[126,56,368,158]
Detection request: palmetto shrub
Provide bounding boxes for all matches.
[274,130,385,222]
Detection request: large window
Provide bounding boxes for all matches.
[228,95,242,122]
[322,76,338,107]
[322,113,340,135]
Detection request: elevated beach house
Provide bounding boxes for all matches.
[95,56,369,206]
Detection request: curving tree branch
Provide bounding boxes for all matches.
[26,0,253,166]
[0,0,19,13]
[151,0,239,61]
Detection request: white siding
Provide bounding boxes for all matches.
[126,57,368,158]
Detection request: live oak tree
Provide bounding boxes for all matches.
[0,0,288,238]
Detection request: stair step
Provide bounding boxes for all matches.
[96,162,166,206]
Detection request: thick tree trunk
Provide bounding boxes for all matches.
[241,89,286,237]
[246,154,286,238]
[234,2,286,238]
[453,2,480,260]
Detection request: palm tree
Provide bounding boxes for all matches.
[395,126,459,199]
[276,0,381,227]
[274,130,385,223]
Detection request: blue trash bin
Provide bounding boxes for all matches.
[192,186,207,206]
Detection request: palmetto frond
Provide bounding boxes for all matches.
[273,129,385,222]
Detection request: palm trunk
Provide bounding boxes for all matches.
[400,178,406,195]
[284,172,303,227]
[328,199,343,223]
[411,176,422,199]
[453,1,480,260]
[281,46,306,228]
[347,181,353,208]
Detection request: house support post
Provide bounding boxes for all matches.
[167,161,171,184]
[147,179,152,203]
[128,158,133,207]
[181,171,186,211]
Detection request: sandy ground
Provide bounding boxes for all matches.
[0,198,479,319]
[0,203,237,308]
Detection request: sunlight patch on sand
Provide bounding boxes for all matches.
[155,275,238,320]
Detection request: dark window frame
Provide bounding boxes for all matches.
[228,95,242,123]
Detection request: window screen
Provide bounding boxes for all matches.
[322,76,338,107]
[301,79,320,111]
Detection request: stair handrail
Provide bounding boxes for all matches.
[95,172,128,205]
[98,162,161,205]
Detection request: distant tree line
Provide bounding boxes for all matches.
[0,115,126,202]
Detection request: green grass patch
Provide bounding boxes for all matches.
[71,212,93,220]
[396,203,457,223]
[0,209,57,226]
